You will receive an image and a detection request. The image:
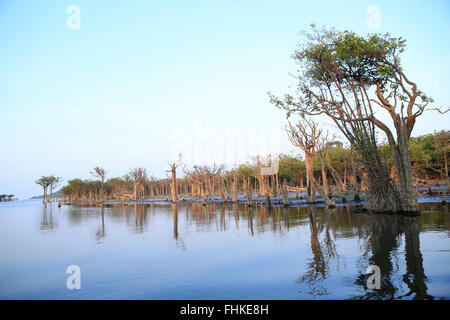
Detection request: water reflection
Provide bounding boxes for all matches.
[134,204,147,234]
[298,207,340,296]
[40,206,57,231]
[353,214,433,300]
[95,206,106,242]
[59,202,448,299]
[171,204,186,250]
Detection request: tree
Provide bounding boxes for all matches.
[270,26,438,212]
[428,131,449,182]
[35,176,52,203]
[167,154,182,203]
[326,141,350,192]
[49,176,62,202]
[91,167,106,201]
[67,178,84,201]
[127,168,147,201]
[278,154,306,187]
[316,132,333,198]
[286,120,317,203]
[233,163,256,205]
[60,185,73,201]
[286,118,335,207]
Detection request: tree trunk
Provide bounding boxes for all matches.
[319,157,329,197]
[246,177,253,206]
[349,147,361,201]
[282,182,290,207]
[231,176,238,203]
[361,150,402,212]
[387,124,419,212]
[171,168,178,203]
[305,152,315,203]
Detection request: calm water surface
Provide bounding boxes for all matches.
[0,200,448,299]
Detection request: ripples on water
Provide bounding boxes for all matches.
[0,200,448,299]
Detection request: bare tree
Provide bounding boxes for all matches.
[167,154,182,203]
[286,119,335,207]
[127,168,147,200]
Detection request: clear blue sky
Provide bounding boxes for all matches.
[1,0,449,198]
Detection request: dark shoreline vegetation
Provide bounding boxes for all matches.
[34,129,448,214]
[0,194,15,202]
[33,27,449,215]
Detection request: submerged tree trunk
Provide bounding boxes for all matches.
[361,149,402,213]
[218,179,227,202]
[170,168,178,203]
[281,181,290,207]
[246,177,253,206]
[327,153,346,192]
[312,176,335,208]
[231,176,238,203]
[345,121,402,212]
[319,157,330,197]
[305,152,315,203]
[387,124,419,212]
[349,147,361,201]
[43,187,47,203]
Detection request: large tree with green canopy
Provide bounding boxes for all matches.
[270,26,440,213]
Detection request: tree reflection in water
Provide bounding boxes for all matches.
[297,206,339,296]
[95,205,106,242]
[40,206,57,232]
[353,213,432,300]
[297,207,433,300]
[134,204,147,234]
[63,202,440,299]
[171,204,185,250]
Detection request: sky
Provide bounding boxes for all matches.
[0,0,449,199]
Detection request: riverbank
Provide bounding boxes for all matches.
[61,193,448,209]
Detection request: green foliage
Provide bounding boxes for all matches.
[327,142,350,172]
[278,154,305,183]
[236,164,256,177]
[380,130,449,176]
[295,26,407,89]
[91,167,106,182]
[35,176,52,188]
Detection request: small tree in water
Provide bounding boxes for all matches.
[49,176,62,202]
[270,26,439,213]
[35,176,52,203]
[91,167,106,201]
[286,118,335,207]
[167,154,182,203]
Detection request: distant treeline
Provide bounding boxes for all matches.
[0,194,15,202]
[55,130,448,203]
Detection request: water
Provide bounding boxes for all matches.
[0,200,448,300]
